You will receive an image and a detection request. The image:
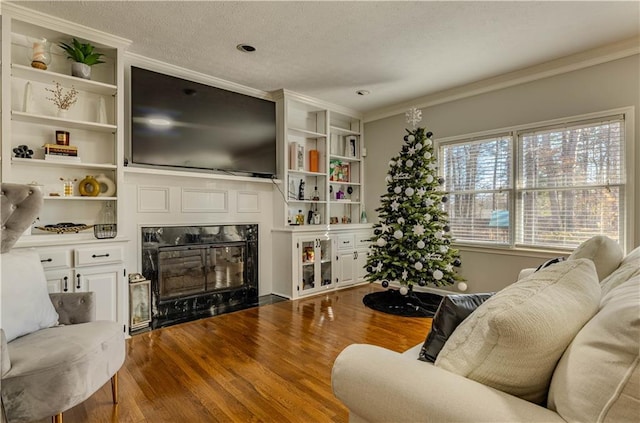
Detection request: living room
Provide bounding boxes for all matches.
[1,1,639,422]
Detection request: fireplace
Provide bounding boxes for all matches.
[141,224,259,329]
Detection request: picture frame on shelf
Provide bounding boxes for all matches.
[289,142,305,171]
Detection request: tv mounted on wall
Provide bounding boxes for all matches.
[128,66,276,178]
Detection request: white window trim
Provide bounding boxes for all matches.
[437,106,635,253]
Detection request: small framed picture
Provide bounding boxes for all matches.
[346,137,357,157]
[129,279,151,330]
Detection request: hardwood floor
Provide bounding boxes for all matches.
[49,284,432,422]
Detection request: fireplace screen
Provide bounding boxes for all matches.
[158,244,245,301]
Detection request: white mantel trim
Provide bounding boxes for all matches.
[364,37,640,123]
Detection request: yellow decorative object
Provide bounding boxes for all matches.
[79,175,100,197]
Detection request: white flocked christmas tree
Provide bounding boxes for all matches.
[365,108,463,294]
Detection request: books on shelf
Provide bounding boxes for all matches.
[43,143,78,156]
[44,154,81,163]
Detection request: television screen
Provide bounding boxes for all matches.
[129,66,276,177]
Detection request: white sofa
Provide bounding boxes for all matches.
[332,237,639,423]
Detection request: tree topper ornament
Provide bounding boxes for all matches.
[405,107,423,128]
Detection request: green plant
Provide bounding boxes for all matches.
[58,38,105,66]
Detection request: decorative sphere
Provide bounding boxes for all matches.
[408,135,415,142]
[426,269,433,276]
[366,266,373,273]
[385,175,393,183]
[433,270,443,280]
[425,139,433,147]
[402,146,409,153]
[415,142,422,150]
[424,151,432,160]
[426,131,433,138]
[393,230,403,239]
[457,282,468,292]
[406,159,414,168]
[405,187,415,196]
[376,238,387,247]
[394,186,402,194]
[442,196,448,203]
[381,280,389,288]
[440,245,449,253]
[389,160,395,167]
[387,186,393,193]
[414,262,423,271]
[425,213,432,221]
[397,217,405,225]
[399,286,409,296]
[443,225,450,232]
[374,229,382,235]
[432,215,439,221]
[426,174,434,183]
[438,177,445,185]
[453,258,462,267]
[418,279,426,286]
[417,240,425,249]
[435,231,443,240]
[403,135,408,141]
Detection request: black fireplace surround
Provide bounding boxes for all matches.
[141,224,259,329]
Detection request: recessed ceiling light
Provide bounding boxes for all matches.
[237,44,256,53]
[356,90,370,96]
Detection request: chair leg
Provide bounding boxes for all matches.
[52,413,62,423]
[111,372,119,405]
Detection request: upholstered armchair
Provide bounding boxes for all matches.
[1,183,125,423]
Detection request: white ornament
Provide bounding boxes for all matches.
[389,160,396,167]
[401,270,408,280]
[425,213,432,222]
[440,245,449,253]
[391,201,400,211]
[424,151,432,160]
[408,147,416,155]
[435,231,444,240]
[376,238,387,247]
[393,230,403,239]
[397,217,405,225]
[445,264,454,272]
[399,285,409,296]
[408,134,415,142]
[381,223,390,232]
[394,186,402,194]
[397,159,402,167]
[425,138,433,147]
[413,224,425,236]
[406,159,414,168]
[457,282,468,292]
[415,143,422,150]
[426,174,434,183]
[424,198,435,207]
[405,187,415,196]
[414,262,423,271]
[417,188,426,197]
[417,240,425,249]
[433,270,444,280]
[375,262,384,272]
[385,175,393,183]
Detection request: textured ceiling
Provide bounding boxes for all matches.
[12,1,640,114]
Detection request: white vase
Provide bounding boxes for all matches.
[95,173,116,197]
[71,62,91,80]
[57,109,68,118]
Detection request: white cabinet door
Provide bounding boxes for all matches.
[76,266,120,322]
[337,251,356,287]
[45,269,74,294]
[355,249,369,281]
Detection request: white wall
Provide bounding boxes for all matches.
[364,55,640,293]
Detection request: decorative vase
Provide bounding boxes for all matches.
[71,62,91,80]
[95,173,116,197]
[79,175,100,197]
[57,109,68,118]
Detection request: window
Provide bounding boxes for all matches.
[440,112,627,250]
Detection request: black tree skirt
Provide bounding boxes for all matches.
[363,289,442,318]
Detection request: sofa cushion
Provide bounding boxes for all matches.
[0,249,58,342]
[435,258,600,404]
[600,245,640,296]
[568,235,623,281]
[418,293,493,363]
[547,275,640,422]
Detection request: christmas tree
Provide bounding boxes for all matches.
[365,109,463,294]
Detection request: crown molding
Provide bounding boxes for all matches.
[364,37,640,123]
[271,89,363,118]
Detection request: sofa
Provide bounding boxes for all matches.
[332,236,639,422]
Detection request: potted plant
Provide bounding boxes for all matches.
[58,38,105,80]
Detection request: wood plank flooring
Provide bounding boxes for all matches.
[45,284,432,423]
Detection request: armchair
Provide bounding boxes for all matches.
[1,183,125,423]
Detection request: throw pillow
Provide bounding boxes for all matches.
[548,275,640,422]
[418,293,494,363]
[1,249,59,342]
[568,235,623,281]
[435,258,601,404]
[600,245,640,296]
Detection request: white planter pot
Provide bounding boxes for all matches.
[71,62,91,79]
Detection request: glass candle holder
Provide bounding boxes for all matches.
[29,38,51,70]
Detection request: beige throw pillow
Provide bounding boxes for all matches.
[568,235,623,281]
[548,275,640,423]
[435,258,600,404]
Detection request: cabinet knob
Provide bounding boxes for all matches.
[63,276,68,292]
[92,253,110,258]
[76,274,81,289]
[40,258,53,263]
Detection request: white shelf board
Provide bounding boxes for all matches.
[329,154,361,163]
[12,157,117,170]
[288,169,327,177]
[12,111,117,133]
[329,181,361,186]
[287,126,326,138]
[329,126,360,137]
[11,64,117,95]
[44,196,117,201]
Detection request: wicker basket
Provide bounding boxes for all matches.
[94,224,117,239]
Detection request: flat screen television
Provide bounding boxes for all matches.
[129,66,276,178]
